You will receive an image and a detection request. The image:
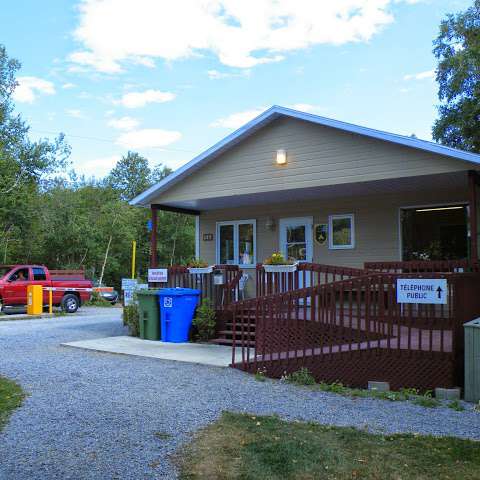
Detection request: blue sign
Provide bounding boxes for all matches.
[147,219,152,232]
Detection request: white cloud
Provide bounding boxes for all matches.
[70,0,409,72]
[207,69,251,80]
[403,69,435,81]
[65,109,87,119]
[211,103,324,129]
[75,155,121,177]
[289,103,318,113]
[116,89,176,108]
[107,116,140,131]
[210,108,266,129]
[116,128,182,149]
[13,76,55,103]
[62,82,76,89]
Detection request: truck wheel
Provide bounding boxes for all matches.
[61,294,79,313]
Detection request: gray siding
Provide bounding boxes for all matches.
[155,117,472,204]
[196,188,467,297]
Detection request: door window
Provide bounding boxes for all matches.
[9,268,29,282]
[280,217,313,263]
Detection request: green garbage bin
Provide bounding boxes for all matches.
[465,318,480,402]
[137,290,161,340]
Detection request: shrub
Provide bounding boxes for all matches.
[254,367,267,382]
[85,291,112,307]
[123,303,140,337]
[447,400,465,412]
[283,367,316,386]
[192,299,216,341]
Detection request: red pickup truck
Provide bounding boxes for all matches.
[0,265,92,314]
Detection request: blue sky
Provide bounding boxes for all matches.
[1,0,471,178]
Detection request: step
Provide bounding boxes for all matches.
[225,323,256,329]
[218,330,255,338]
[210,338,255,347]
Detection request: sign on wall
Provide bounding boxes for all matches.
[314,224,328,245]
[396,278,448,305]
[148,268,168,283]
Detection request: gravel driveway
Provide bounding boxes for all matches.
[1,307,479,479]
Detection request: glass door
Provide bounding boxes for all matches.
[279,217,313,288]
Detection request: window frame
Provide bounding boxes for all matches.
[216,219,257,267]
[328,214,355,250]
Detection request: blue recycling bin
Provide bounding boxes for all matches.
[157,288,201,342]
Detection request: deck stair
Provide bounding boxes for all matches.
[210,309,256,347]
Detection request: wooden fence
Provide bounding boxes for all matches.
[256,263,366,298]
[231,271,480,391]
[364,260,478,274]
[155,265,242,308]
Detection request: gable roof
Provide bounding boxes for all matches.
[130,105,480,206]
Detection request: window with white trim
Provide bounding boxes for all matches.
[329,214,355,249]
[216,220,256,267]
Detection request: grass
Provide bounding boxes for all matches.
[0,376,25,431]
[275,368,464,409]
[177,412,480,480]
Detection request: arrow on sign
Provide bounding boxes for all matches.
[436,286,443,299]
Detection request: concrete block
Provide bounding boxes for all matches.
[368,381,390,392]
[435,387,461,401]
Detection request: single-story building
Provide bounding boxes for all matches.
[131,105,480,297]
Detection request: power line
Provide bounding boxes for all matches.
[29,128,197,154]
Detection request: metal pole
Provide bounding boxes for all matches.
[131,240,136,279]
[469,171,478,263]
[150,207,158,268]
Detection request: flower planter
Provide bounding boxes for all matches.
[188,266,214,274]
[263,263,297,273]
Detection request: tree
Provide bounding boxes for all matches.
[432,1,480,152]
[105,151,151,201]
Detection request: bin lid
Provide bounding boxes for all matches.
[158,287,201,296]
[137,289,161,296]
[464,317,480,328]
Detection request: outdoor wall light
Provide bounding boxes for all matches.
[265,217,276,231]
[276,149,287,165]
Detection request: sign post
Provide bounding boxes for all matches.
[396,278,448,305]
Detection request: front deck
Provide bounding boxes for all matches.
[161,260,480,391]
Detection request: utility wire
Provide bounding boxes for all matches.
[29,128,197,154]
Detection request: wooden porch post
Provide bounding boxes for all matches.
[150,206,158,268]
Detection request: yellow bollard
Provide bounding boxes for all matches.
[27,285,43,315]
[49,289,53,314]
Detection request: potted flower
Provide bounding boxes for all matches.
[187,259,214,274]
[263,252,297,273]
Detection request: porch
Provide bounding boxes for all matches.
[161,259,480,391]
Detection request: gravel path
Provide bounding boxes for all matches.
[1,308,479,479]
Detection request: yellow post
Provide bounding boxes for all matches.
[27,285,43,315]
[131,240,137,279]
[49,289,53,314]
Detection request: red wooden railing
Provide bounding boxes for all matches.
[231,271,480,390]
[162,264,241,308]
[364,260,478,273]
[256,263,365,298]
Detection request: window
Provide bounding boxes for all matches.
[32,267,47,281]
[329,214,355,249]
[216,220,256,267]
[9,268,29,282]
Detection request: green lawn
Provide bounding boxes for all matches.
[0,376,24,431]
[177,412,480,480]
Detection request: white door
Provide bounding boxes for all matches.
[279,217,313,288]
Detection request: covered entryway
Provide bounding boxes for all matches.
[401,204,469,261]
